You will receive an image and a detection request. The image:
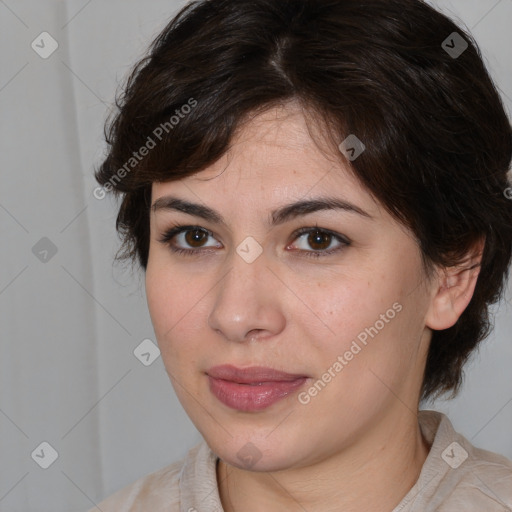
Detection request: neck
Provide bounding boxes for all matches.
[217,410,430,512]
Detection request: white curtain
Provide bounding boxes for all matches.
[0,1,510,510]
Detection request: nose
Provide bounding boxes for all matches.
[207,248,286,343]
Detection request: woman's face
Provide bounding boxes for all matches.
[146,103,437,471]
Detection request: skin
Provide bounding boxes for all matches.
[145,101,483,511]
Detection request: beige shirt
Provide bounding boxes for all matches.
[88,410,512,511]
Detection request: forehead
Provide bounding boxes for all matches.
[152,103,382,217]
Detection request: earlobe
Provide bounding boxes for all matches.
[425,238,485,331]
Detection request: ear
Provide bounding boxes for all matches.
[425,237,485,331]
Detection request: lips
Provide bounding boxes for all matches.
[206,364,308,383]
[206,364,309,411]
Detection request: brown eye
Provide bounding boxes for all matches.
[159,224,349,258]
[288,226,350,259]
[306,229,332,251]
[184,228,209,248]
[158,225,222,255]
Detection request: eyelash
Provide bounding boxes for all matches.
[157,224,351,259]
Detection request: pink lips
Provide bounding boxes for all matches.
[207,365,308,412]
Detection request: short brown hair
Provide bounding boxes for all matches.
[96,0,512,401]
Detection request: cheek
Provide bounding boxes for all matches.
[330,312,426,419]
[145,262,210,365]
[146,263,185,345]
[300,272,419,388]
[145,263,172,335]
[297,271,392,349]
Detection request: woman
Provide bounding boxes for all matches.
[89,0,512,510]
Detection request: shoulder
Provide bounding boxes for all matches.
[87,442,204,512]
[414,410,512,511]
[442,441,512,509]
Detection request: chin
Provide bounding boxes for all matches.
[203,428,308,472]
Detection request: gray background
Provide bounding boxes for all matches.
[0,1,511,510]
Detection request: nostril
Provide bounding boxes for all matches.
[246,329,266,341]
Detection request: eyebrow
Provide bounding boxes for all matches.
[151,195,373,227]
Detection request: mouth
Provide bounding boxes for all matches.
[206,365,309,411]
